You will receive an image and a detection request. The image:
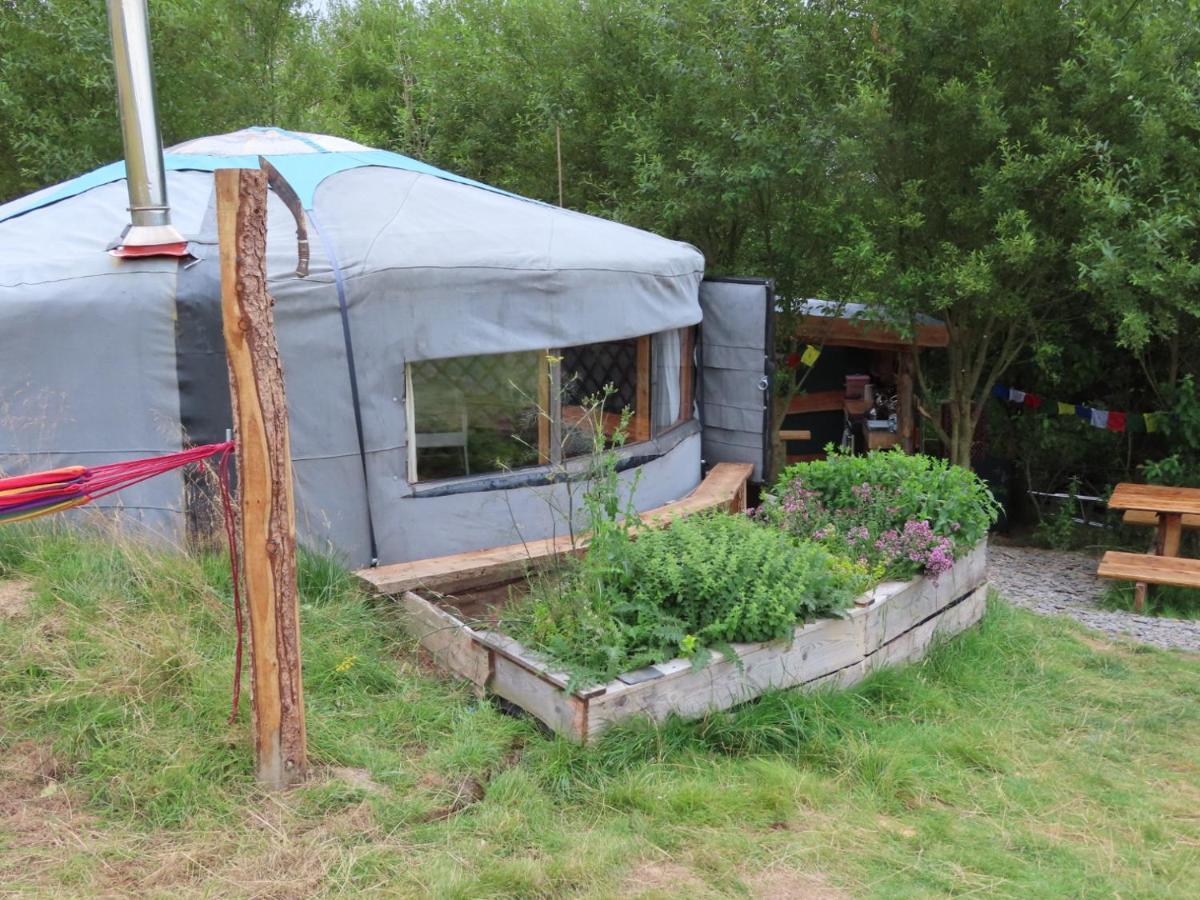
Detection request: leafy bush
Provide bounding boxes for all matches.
[757,449,999,580]
[512,513,870,686]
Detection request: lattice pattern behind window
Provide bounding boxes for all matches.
[561,339,638,413]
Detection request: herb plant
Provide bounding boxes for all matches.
[505,410,869,686]
[756,448,998,580]
[513,513,870,687]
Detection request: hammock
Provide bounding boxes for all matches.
[0,442,247,719]
[0,442,234,523]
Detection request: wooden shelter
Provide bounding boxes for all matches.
[781,300,949,464]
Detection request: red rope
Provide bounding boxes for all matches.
[216,446,246,722]
[0,442,247,721]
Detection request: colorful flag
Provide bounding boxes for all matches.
[1090,408,1109,429]
[1145,413,1161,433]
[1106,411,1126,433]
[1024,393,1043,409]
[1008,388,1026,404]
[1056,401,1074,415]
[800,344,821,367]
[1076,404,1091,420]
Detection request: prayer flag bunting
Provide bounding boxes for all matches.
[800,344,821,367]
[990,382,1165,435]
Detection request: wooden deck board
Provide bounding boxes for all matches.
[357,462,753,596]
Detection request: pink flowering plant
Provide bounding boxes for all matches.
[754,448,998,580]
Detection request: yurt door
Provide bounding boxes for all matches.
[697,277,775,482]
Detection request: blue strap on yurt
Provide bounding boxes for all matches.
[307,210,379,566]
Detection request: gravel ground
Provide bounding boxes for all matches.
[987,540,1200,652]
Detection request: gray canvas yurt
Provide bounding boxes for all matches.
[0,126,775,567]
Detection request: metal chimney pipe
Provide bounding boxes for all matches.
[105,0,186,257]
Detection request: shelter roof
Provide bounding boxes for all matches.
[792,298,948,350]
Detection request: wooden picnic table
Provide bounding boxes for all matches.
[1107,483,1200,557]
[1099,483,1200,607]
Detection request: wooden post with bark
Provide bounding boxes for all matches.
[215,167,307,789]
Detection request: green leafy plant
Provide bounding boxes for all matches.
[513,513,870,687]
[758,448,999,579]
[1032,477,1088,551]
[506,414,869,686]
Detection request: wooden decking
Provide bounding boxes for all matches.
[355,462,753,597]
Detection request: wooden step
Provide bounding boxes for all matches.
[356,462,754,596]
[1097,551,1200,589]
[1122,509,1200,530]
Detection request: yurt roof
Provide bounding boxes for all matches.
[0,126,528,222]
[0,127,705,362]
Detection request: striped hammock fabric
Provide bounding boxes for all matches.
[0,442,234,524]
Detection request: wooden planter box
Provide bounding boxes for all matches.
[389,541,989,743]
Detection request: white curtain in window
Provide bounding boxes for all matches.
[652,328,682,433]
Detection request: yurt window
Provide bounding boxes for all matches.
[406,328,696,482]
[560,337,642,458]
[407,351,543,481]
[651,327,695,436]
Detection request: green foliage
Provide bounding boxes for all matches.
[762,449,998,579]
[515,512,869,687]
[776,449,998,551]
[0,0,330,202]
[511,404,868,685]
[1141,376,1200,488]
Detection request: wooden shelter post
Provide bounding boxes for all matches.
[898,350,916,453]
[215,167,307,789]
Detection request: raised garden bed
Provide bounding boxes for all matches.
[375,541,988,744]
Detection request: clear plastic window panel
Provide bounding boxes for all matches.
[409,351,541,480]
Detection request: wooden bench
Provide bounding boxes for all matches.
[356,461,754,596]
[1101,483,1200,609]
[1097,551,1200,590]
[1122,509,1200,530]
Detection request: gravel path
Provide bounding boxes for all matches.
[987,540,1200,652]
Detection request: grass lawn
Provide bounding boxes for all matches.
[2,525,1199,898]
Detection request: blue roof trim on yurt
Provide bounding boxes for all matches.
[0,128,532,224]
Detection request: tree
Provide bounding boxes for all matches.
[1068,0,1200,401]
[0,0,324,203]
[821,0,1089,468]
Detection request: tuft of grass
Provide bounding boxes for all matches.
[1099,578,1200,619]
[2,523,1200,897]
